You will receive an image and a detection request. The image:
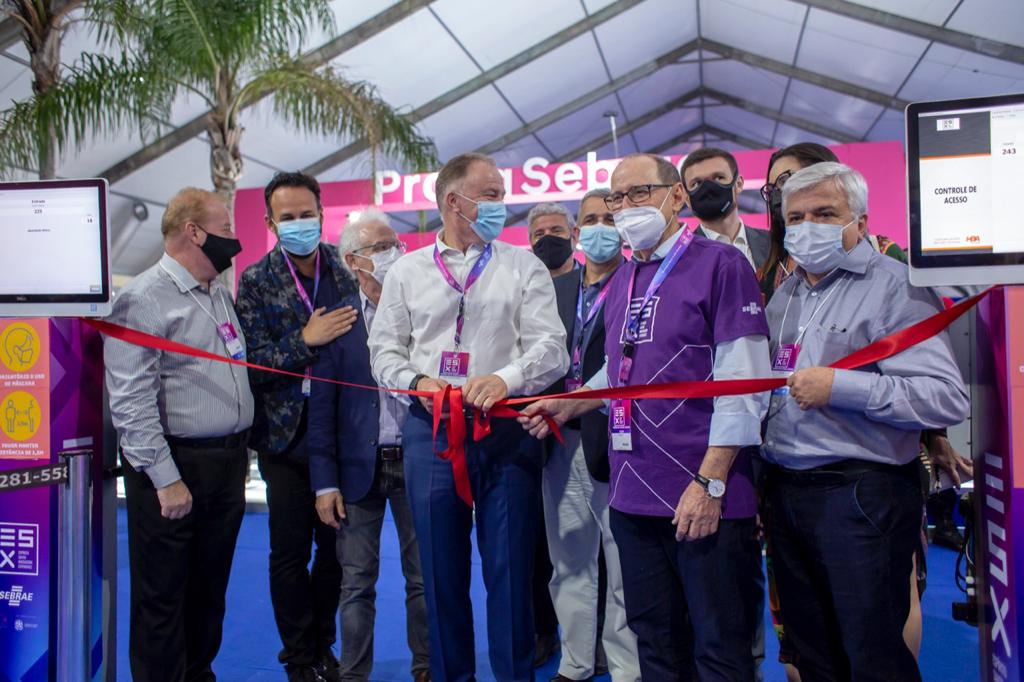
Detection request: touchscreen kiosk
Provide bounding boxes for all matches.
[0,178,111,317]
[906,93,1024,286]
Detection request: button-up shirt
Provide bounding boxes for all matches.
[762,239,970,469]
[104,253,254,488]
[698,222,755,269]
[369,232,569,396]
[360,291,406,446]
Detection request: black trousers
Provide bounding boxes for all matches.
[123,442,247,682]
[257,444,342,671]
[764,462,923,682]
[609,510,762,682]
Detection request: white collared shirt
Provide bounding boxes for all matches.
[699,222,755,269]
[368,231,569,396]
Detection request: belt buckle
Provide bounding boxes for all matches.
[379,446,402,461]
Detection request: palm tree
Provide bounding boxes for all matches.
[1,0,84,178]
[0,0,437,206]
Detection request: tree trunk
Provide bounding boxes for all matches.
[205,109,244,290]
[28,7,63,179]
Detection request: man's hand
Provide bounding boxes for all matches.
[463,374,509,412]
[928,434,973,488]
[787,367,835,410]
[315,491,347,529]
[415,376,450,416]
[672,481,722,541]
[302,306,358,347]
[517,397,594,439]
[156,480,192,520]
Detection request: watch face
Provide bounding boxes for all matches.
[707,478,726,498]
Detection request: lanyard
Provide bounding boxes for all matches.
[281,247,320,314]
[570,276,612,380]
[159,262,233,330]
[433,243,493,349]
[775,272,846,354]
[617,227,694,385]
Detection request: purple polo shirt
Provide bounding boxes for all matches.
[603,233,769,518]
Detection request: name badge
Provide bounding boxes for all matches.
[772,343,800,373]
[439,350,470,386]
[610,399,632,451]
[565,378,583,392]
[302,376,311,397]
[217,322,245,360]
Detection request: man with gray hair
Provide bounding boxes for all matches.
[761,162,969,681]
[307,209,430,681]
[528,201,580,276]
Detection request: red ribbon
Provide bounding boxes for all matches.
[83,286,991,508]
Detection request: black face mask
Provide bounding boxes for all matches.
[532,235,574,270]
[197,226,242,274]
[687,179,736,222]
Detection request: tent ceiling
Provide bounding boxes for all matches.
[0,0,1021,276]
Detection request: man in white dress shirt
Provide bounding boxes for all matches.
[368,152,569,682]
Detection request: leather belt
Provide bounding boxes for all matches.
[378,445,402,461]
[166,430,249,450]
[767,458,917,484]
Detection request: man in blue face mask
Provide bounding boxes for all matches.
[236,171,360,682]
[761,162,970,682]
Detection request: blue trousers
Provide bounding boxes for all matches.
[404,405,541,682]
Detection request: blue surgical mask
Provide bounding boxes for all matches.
[456,193,507,242]
[276,217,322,256]
[784,217,858,275]
[578,225,622,263]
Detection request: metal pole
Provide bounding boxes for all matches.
[58,448,92,682]
[603,111,619,159]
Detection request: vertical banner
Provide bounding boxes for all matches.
[0,318,106,681]
[975,286,1024,682]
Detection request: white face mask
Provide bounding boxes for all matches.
[612,190,672,251]
[784,217,859,275]
[356,246,402,284]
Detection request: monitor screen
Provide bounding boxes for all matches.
[0,179,111,317]
[907,93,1024,286]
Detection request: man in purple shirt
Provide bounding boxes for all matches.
[521,153,771,681]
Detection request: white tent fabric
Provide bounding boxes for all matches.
[0,0,1021,278]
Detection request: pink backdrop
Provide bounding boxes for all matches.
[233,141,906,280]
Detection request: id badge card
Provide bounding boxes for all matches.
[439,350,470,386]
[217,322,245,360]
[302,372,312,398]
[610,399,633,451]
[772,343,800,372]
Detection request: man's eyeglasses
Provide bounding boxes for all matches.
[604,184,675,211]
[353,240,405,256]
[759,170,794,203]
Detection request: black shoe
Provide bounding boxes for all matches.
[316,650,341,682]
[534,632,560,667]
[287,667,327,682]
[932,521,964,551]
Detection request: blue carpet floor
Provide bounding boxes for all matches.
[115,508,980,681]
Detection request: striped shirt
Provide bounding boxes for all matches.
[104,253,254,488]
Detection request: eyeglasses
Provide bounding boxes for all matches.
[604,184,675,211]
[353,240,405,256]
[759,170,794,203]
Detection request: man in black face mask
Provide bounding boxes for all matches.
[105,187,255,682]
[682,147,770,274]
[528,201,580,277]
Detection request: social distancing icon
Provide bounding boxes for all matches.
[1,392,40,442]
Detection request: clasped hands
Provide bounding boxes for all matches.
[414,374,509,415]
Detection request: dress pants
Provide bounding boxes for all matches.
[336,454,430,680]
[609,510,762,682]
[404,405,541,682]
[541,429,639,681]
[122,441,247,682]
[258,438,342,672]
[764,461,923,682]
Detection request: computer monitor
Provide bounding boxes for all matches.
[906,93,1024,286]
[0,178,111,317]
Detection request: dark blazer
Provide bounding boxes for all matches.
[551,267,613,482]
[236,243,358,455]
[307,293,383,503]
[746,225,771,272]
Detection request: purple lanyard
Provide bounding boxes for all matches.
[433,243,493,348]
[282,247,320,314]
[618,228,694,385]
[570,277,611,379]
